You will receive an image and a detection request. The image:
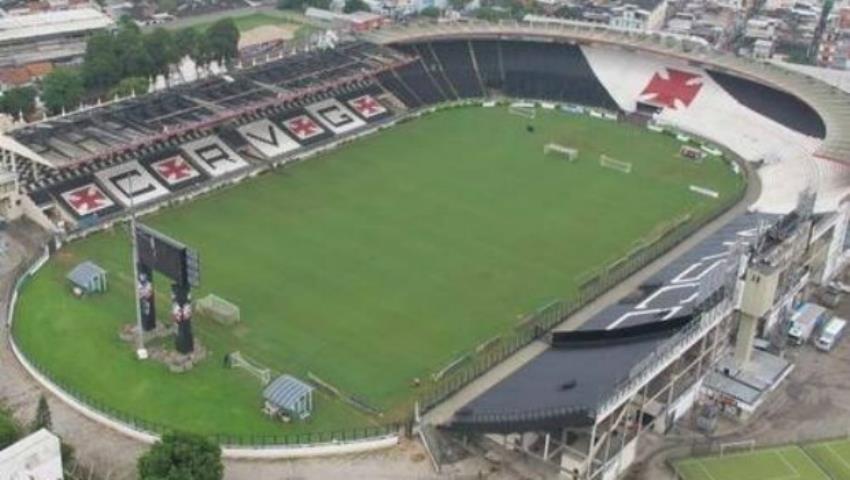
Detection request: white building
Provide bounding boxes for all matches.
[608,0,668,31]
[745,17,779,40]
[0,8,114,68]
[0,429,64,480]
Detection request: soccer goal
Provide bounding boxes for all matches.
[599,154,632,174]
[196,294,241,325]
[719,439,756,456]
[227,351,271,385]
[544,143,578,161]
[509,103,536,119]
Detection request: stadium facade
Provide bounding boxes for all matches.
[3,19,850,478]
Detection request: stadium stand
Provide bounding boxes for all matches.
[0,41,417,223]
[411,44,459,100]
[4,31,849,226]
[447,213,768,433]
[581,44,847,213]
[393,60,448,105]
[498,41,618,109]
[429,41,485,98]
[707,70,826,139]
[376,69,423,108]
[468,40,504,90]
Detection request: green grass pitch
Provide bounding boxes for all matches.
[673,446,832,480]
[13,106,743,436]
[804,439,850,478]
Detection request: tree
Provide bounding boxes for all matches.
[0,86,37,117]
[144,28,177,77]
[473,6,510,20]
[110,76,150,98]
[115,22,155,79]
[306,0,332,10]
[41,68,84,114]
[175,28,201,62]
[448,0,467,11]
[343,0,369,13]
[83,31,122,90]
[30,395,52,432]
[420,5,441,17]
[138,432,223,480]
[277,0,306,10]
[202,19,240,63]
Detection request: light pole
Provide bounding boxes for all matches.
[129,175,148,360]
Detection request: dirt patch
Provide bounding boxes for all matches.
[239,24,297,49]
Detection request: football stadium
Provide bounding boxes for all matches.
[3,18,850,479]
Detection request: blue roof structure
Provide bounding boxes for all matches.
[263,375,314,411]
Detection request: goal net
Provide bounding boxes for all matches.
[196,294,241,325]
[599,154,632,174]
[509,103,536,119]
[719,439,756,456]
[228,351,271,385]
[544,143,578,161]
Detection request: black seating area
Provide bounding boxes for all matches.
[412,44,458,100]
[388,40,617,110]
[499,41,618,109]
[470,40,503,89]
[707,70,826,139]
[393,60,447,105]
[429,41,484,98]
[376,70,422,108]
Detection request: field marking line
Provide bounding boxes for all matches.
[799,445,837,480]
[826,443,850,473]
[773,450,801,479]
[697,460,720,480]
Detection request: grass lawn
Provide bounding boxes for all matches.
[192,12,312,36]
[673,446,831,480]
[13,106,743,436]
[804,438,850,479]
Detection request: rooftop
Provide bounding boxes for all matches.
[0,8,114,44]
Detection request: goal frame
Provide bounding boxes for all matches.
[544,143,578,161]
[228,351,272,385]
[509,103,536,119]
[599,154,632,174]
[719,439,756,456]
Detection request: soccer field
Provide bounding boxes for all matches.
[804,439,850,478]
[673,446,830,480]
[673,439,850,480]
[13,106,743,435]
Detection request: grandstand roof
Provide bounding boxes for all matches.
[1,42,408,174]
[0,8,114,44]
[444,212,772,432]
[361,19,850,165]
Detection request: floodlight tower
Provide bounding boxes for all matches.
[129,176,149,360]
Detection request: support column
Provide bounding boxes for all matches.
[172,283,194,354]
[137,263,156,331]
[735,312,758,366]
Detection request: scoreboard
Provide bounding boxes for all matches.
[135,224,200,287]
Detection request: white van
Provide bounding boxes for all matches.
[788,303,827,346]
[816,318,847,352]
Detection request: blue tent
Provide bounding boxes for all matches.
[66,261,107,294]
[263,375,314,420]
